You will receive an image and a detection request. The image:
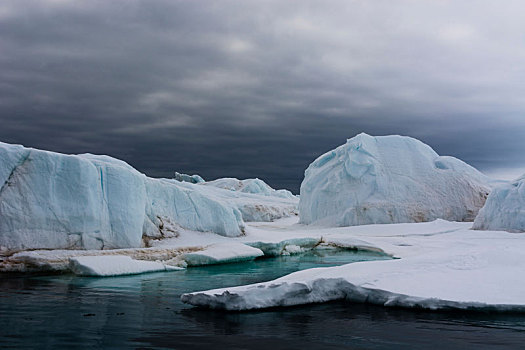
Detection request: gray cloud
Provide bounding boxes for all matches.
[1,0,525,192]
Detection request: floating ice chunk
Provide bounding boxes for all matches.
[299,133,493,226]
[473,174,525,232]
[69,255,182,277]
[183,243,264,266]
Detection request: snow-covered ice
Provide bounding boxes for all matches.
[299,133,493,227]
[182,217,525,312]
[183,243,264,266]
[69,255,182,276]
[204,177,296,199]
[473,174,525,232]
[186,181,298,222]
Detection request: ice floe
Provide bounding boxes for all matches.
[69,255,182,277]
[183,243,264,266]
[182,218,525,312]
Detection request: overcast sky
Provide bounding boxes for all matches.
[1,0,525,192]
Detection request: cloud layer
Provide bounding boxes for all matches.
[1,0,525,192]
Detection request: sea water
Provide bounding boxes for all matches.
[1,249,524,349]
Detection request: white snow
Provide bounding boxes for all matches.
[183,242,264,266]
[299,133,493,226]
[69,255,182,276]
[182,217,525,312]
[473,174,525,232]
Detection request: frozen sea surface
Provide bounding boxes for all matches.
[2,250,525,349]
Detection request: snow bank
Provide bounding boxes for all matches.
[182,221,525,311]
[204,177,296,199]
[299,133,492,226]
[183,243,264,266]
[473,174,525,232]
[0,142,245,252]
[69,255,181,276]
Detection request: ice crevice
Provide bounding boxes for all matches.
[0,149,31,196]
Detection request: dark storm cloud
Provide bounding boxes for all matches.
[1,0,525,192]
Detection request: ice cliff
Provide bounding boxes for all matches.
[0,142,245,251]
[473,174,525,232]
[299,133,492,226]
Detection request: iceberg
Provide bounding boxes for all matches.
[69,255,182,276]
[299,133,492,226]
[204,177,296,199]
[0,142,245,252]
[186,180,298,222]
[473,174,525,232]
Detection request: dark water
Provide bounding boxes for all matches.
[1,250,525,349]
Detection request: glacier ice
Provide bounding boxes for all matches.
[204,177,296,199]
[0,142,245,252]
[473,174,525,232]
[174,172,205,184]
[299,133,493,226]
[187,180,298,222]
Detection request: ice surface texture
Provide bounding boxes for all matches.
[473,174,525,232]
[69,255,181,276]
[183,243,264,266]
[0,142,245,251]
[174,172,205,184]
[204,177,296,199]
[182,219,525,311]
[299,133,492,226]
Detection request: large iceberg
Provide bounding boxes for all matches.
[299,133,492,226]
[473,174,525,232]
[0,142,245,252]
